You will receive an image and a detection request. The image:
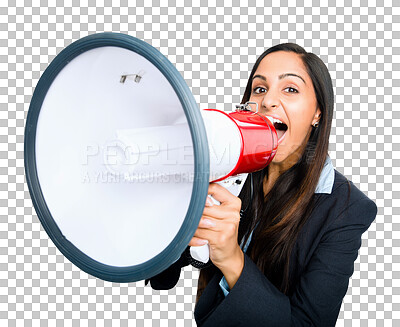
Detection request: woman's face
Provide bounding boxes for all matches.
[249,51,321,164]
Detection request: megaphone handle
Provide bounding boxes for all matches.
[190,195,220,263]
[189,243,210,264]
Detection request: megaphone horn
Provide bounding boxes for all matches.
[24,32,279,282]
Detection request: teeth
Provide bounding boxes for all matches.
[265,116,284,125]
[265,116,275,124]
[265,116,274,124]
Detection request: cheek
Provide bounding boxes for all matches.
[287,113,312,144]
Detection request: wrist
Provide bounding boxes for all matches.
[218,247,244,290]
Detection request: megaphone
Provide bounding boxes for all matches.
[24,33,281,283]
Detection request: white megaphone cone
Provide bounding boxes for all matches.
[25,32,283,282]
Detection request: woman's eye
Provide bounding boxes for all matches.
[284,87,298,93]
[253,87,267,94]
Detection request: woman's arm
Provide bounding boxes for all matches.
[194,197,377,326]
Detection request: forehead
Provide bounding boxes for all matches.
[254,51,310,83]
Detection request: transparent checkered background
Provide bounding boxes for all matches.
[0,0,399,326]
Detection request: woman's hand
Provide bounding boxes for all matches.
[188,183,245,288]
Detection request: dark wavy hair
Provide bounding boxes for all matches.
[197,43,335,301]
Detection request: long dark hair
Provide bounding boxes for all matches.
[197,43,334,301]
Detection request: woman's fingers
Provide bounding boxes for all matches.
[194,220,237,242]
[208,183,242,208]
[191,183,242,265]
[198,217,217,228]
[203,206,240,220]
[188,236,209,247]
[203,199,241,220]
[203,183,242,219]
[191,217,220,245]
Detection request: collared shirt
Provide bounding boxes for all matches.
[219,155,335,296]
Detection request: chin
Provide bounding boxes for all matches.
[271,148,302,165]
[271,152,287,163]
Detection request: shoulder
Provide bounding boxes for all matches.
[314,169,377,229]
[331,169,368,201]
[291,169,377,279]
[332,169,376,213]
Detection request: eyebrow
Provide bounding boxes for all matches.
[252,73,306,85]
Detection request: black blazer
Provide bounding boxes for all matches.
[146,170,377,326]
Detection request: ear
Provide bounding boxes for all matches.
[312,107,321,125]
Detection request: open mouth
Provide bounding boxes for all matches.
[265,116,288,145]
[274,121,288,144]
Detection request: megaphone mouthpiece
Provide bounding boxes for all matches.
[203,108,278,182]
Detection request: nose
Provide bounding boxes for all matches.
[261,89,280,111]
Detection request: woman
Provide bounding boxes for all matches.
[145,43,377,326]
